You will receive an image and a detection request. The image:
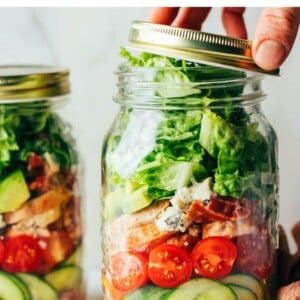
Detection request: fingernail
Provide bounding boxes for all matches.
[255,40,286,71]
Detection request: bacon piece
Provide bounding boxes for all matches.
[186,194,250,223]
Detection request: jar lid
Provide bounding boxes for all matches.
[0,65,70,100]
[128,21,280,76]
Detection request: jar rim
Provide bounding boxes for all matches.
[115,62,265,86]
[128,21,280,76]
[0,65,70,102]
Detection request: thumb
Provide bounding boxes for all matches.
[252,7,300,71]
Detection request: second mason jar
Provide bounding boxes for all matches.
[0,66,84,300]
[101,22,279,300]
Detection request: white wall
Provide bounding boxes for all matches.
[0,7,299,297]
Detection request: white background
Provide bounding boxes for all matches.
[0,7,299,298]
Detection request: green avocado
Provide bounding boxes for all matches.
[104,182,152,222]
[0,169,30,213]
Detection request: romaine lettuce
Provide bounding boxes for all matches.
[107,49,275,200]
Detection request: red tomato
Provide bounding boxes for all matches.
[148,244,192,288]
[0,238,5,264]
[233,233,273,279]
[191,236,237,279]
[110,252,148,293]
[2,235,44,273]
[28,152,44,170]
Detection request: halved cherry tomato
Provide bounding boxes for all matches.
[2,235,44,273]
[233,233,273,279]
[148,244,192,288]
[191,236,237,279]
[110,251,148,293]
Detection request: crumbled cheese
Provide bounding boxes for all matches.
[171,177,213,211]
[191,177,213,201]
[156,206,191,232]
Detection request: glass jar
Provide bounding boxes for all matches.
[101,61,279,300]
[0,66,84,299]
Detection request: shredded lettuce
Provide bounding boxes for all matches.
[106,49,276,201]
[0,103,77,179]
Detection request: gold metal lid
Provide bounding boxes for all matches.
[129,21,280,76]
[0,65,70,101]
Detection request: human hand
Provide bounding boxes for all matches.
[149,7,300,71]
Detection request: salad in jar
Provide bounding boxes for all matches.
[101,49,279,300]
[0,102,83,300]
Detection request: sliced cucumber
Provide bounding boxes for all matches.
[220,274,265,300]
[123,285,158,300]
[147,287,172,300]
[59,245,82,267]
[228,284,257,300]
[0,271,31,300]
[166,278,236,300]
[123,284,171,300]
[193,284,236,300]
[17,273,59,300]
[44,265,82,293]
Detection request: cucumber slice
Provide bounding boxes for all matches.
[0,271,31,300]
[166,278,236,300]
[123,285,171,300]
[123,285,157,300]
[193,284,236,300]
[228,284,257,300]
[17,273,59,300]
[44,265,82,293]
[220,274,265,300]
[59,245,82,267]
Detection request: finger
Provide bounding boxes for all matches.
[171,7,212,30]
[252,7,300,71]
[291,220,300,251]
[148,7,180,24]
[221,7,247,39]
[278,281,300,300]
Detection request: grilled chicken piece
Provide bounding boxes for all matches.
[110,200,170,230]
[4,188,72,225]
[202,219,259,239]
[6,207,62,237]
[115,222,175,252]
[108,200,174,252]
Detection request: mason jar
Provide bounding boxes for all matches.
[0,66,84,300]
[101,22,279,300]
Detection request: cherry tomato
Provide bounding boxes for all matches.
[148,244,192,288]
[0,238,5,264]
[2,235,44,273]
[233,233,273,279]
[191,236,237,279]
[102,271,127,300]
[110,251,148,293]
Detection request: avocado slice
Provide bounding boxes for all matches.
[104,182,153,222]
[0,170,30,213]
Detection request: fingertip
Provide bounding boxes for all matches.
[252,7,300,70]
[253,40,287,71]
[148,7,179,24]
